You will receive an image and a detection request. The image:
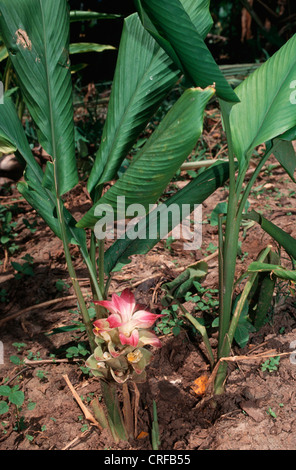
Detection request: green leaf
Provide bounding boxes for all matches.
[210,202,228,226]
[229,34,296,166]
[79,86,215,229]
[8,389,25,407]
[0,401,9,415]
[104,161,230,274]
[0,385,11,397]
[0,0,78,195]
[138,0,239,103]
[87,13,181,192]
[88,1,213,193]
[69,43,116,54]
[272,139,296,182]
[245,210,296,260]
[162,261,208,299]
[231,295,254,348]
[247,262,296,282]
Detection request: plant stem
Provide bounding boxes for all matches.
[226,245,272,347]
[56,198,96,352]
[214,140,278,394]
[90,230,98,297]
[217,101,238,358]
[98,239,105,297]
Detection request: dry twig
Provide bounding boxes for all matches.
[62,374,102,429]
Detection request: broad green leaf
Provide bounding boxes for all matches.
[69,43,116,55]
[138,0,239,103]
[179,0,213,38]
[229,34,296,166]
[104,161,230,274]
[78,86,215,229]
[87,13,180,192]
[280,125,296,141]
[87,2,213,193]
[0,0,78,195]
[245,210,296,260]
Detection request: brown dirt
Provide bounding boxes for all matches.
[1,148,296,451]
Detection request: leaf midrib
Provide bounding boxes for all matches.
[40,0,59,194]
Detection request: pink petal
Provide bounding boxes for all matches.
[138,330,162,348]
[132,310,164,329]
[107,313,123,328]
[112,289,136,323]
[119,329,139,347]
[93,300,118,315]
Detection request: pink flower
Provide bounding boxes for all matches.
[93,289,163,348]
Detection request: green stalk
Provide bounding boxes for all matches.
[83,251,104,301]
[225,245,272,349]
[90,230,98,297]
[98,239,105,297]
[217,101,239,358]
[56,197,96,352]
[214,141,278,394]
[216,246,272,392]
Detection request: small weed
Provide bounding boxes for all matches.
[261,356,280,373]
[154,305,184,336]
[35,370,49,382]
[0,205,20,256]
[55,279,71,292]
[11,255,34,279]
[66,342,90,359]
[22,217,37,233]
[12,342,27,353]
[267,407,277,419]
[0,384,25,416]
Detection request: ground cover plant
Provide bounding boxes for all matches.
[1,0,296,450]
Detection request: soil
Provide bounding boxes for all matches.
[1,123,296,451]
